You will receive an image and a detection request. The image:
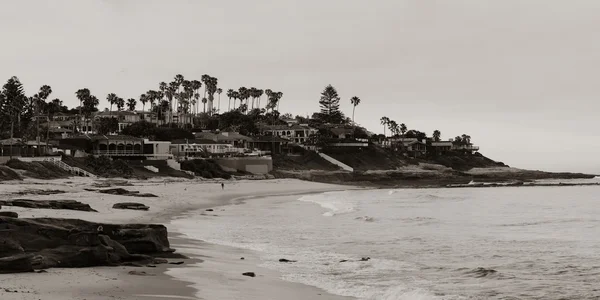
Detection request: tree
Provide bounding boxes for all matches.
[106,93,117,114]
[318,85,343,124]
[96,117,118,135]
[202,97,207,113]
[433,130,441,141]
[461,134,472,145]
[139,93,148,118]
[226,89,234,111]
[76,88,91,131]
[34,85,52,148]
[388,120,399,136]
[238,87,248,113]
[400,123,407,137]
[127,98,137,111]
[216,88,223,113]
[380,117,389,136]
[116,97,125,111]
[350,96,360,124]
[1,77,28,156]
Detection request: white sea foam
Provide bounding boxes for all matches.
[298,192,356,216]
[171,182,600,300]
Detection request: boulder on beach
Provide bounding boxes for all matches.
[0,217,175,273]
[0,211,18,218]
[112,203,150,211]
[98,188,158,198]
[242,272,256,277]
[0,199,96,212]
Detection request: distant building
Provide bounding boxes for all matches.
[94,110,141,132]
[247,136,289,155]
[259,124,317,144]
[59,135,144,157]
[194,131,252,149]
[170,139,239,158]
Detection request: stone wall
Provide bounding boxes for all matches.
[214,157,273,174]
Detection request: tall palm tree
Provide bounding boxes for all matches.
[400,123,407,137]
[127,98,137,112]
[350,96,361,125]
[257,89,264,109]
[432,130,441,141]
[190,80,202,115]
[248,87,257,110]
[202,97,208,113]
[106,93,117,115]
[276,92,283,111]
[226,89,234,111]
[115,97,125,111]
[167,81,178,123]
[216,88,223,113]
[380,116,389,136]
[139,93,148,119]
[264,89,273,112]
[238,87,248,113]
[232,91,240,110]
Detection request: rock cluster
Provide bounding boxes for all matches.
[0,217,176,274]
[0,199,96,212]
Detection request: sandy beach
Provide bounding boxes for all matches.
[0,177,356,300]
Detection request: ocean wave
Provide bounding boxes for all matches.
[298,192,356,216]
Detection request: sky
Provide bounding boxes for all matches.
[1,0,599,173]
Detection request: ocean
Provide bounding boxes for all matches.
[171,178,600,300]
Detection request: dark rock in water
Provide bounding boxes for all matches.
[0,199,96,212]
[339,259,348,263]
[169,261,184,265]
[360,257,371,261]
[98,188,157,198]
[153,258,168,264]
[0,254,34,274]
[242,272,256,277]
[205,209,214,212]
[0,211,18,218]
[279,258,297,263]
[466,267,498,278]
[0,216,175,273]
[240,257,245,260]
[112,203,150,211]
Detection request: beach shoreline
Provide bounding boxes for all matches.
[0,177,357,300]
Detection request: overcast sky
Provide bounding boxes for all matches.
[1,0,598,173]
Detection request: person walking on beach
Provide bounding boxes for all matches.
[221,182,225,190]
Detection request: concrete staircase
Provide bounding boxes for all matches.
[317,152,354,172]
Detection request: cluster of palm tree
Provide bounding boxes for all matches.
[225,87,283,114]
[379,116,407,137]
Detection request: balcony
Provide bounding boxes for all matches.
[93,150,144,156]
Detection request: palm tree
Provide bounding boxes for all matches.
[106,93,117,115]
[202,97,207,113]
[350,96,360,124]
[238,87,248,113]
[232,91,240,110]
[116,97,125,111]
[127,98,137,112]
[400,123,407,137]
[190,80,202,115]
[432,130,441,141]
[276,92,283,111]
[264,89,273,112]
[380,117,389,137]
[139,93,148,119]
[226,89,234,111]
[216,88,223,113]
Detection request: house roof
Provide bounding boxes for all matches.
[95,111,138,117]
[259,124,314,131]
[195,131,252,142]
[0,138,48,146]
[249,136,289,143]
[171,139,230,145]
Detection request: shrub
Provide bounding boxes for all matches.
[180,159,231,179]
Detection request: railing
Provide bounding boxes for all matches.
[93,150,143,156]
[42,157,97,178]
[452,145,480,151]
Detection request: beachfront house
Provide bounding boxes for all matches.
[59,135,144,158]
[94,110,141,133]
[259,124,317,145]
[170,139,238,158]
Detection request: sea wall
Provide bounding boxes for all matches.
[214,157,273,174]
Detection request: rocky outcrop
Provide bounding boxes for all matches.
[0,199,96,212]
[0,217,176,273]
[96,188,158,198]
[112,203,149,211]
[0,212,18,218]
